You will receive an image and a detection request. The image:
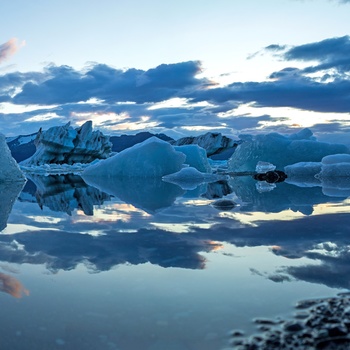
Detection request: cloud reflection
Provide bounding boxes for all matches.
[0,272,29,298]
[0,172,349,293]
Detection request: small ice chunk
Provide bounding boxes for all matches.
[255,161,276,173]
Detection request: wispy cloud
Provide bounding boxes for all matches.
[0,38,24,64]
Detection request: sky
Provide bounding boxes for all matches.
[1,0,350,144]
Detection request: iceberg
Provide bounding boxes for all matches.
[83,137,186,178]
[316,154,350,197]
[228,129,349,172]
[174,145,212,173]
[284,154,350,197]
[284,162,322,187]
[20,121,112,166]
[0,133,26,182]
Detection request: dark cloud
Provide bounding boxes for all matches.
[8,61,211,105]
[279,36,350,76]
[190,77,350,113]
[284,36,350,62]
[1,36,350,137]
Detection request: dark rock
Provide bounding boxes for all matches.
[283,321,304,332]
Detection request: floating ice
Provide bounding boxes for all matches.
[284,154,350,197]
[317,154,350,197]
[284,162,322,187]
[21,121,112,166]
[83,137,186,178]
[229,129,349,172]
[0,133,26,182]
[255,161,276,173]
[174,145,212,173]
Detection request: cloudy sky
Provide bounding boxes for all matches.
[1,0,350,142]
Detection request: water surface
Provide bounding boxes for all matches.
[0,174,349,349]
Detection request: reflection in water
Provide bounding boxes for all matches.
[82,175,185,213]
[0,272,29,298]
[1,172,350,349]
[229,175,346,215]
[0,181,26,231]
[24,174,111,215]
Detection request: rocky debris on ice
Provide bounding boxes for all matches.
[20,121,112,166]
[0,133,26,182]
[229,128,349,172]
[230,293,350,350]
[171,132,239,158]
[83,137,186,178]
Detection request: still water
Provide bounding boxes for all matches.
[0,172,349,350]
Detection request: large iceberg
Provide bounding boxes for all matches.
[83,137,186,178]
[229,128,349,172]
[21,121,112,166]
[0,133,25,182]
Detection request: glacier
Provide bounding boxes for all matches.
[21,121,112,166]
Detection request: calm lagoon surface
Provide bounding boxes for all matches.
[0,172,349,350]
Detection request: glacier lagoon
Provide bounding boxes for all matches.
[1,171,350,350]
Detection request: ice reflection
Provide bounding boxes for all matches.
[82,175,184,213]
[1,173,350,349]
[0,181,25,232]
[1,174,350,281]
[25,174,111,215]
